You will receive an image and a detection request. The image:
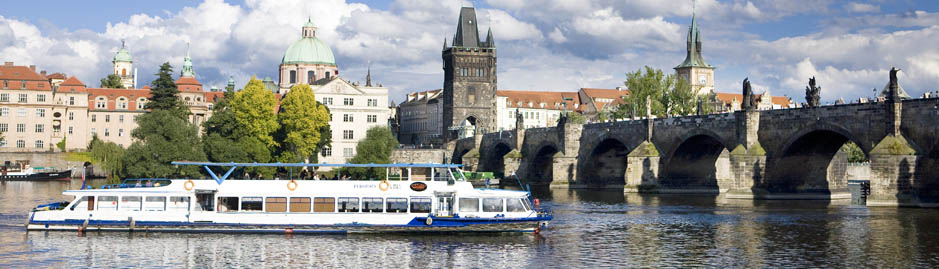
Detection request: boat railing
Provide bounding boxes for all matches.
[170,161,465,185]
[95,179,173,189]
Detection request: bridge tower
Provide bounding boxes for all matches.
[674,5,715,95]
[442,6,498,142]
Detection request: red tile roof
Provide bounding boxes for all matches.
[46,73,67,80]
[579,88,630,111]
[87,88,152,111]
[175,77,203,92]
[59,76,88,93]
[498,90,581,111]
[0,64,53,91]
[715,92,792,107]
[205,91,225,103]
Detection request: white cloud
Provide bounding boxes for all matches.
[571,8,682,48]
[845,2,880,13]
[548,27,566,43]
[480,9,543,42]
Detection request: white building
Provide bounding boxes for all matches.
[277,19,390,165]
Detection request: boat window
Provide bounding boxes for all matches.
[314,197,335,212]
[290,197,311,212]
[385,198,408,213]
[410,197,432,213]
[362,197,383,213]
[218,197,239,212]
[521,198,532,211]
[144,196,166,211]
[241,197,263,212]
[338,197,359,212]
[506,198,526,212]
[266,197,287,212]
[459,198,479,212]
[168,196,190,211]
[98,196,118,211]
[482,198,503,212]
[70,196,94,211]
[120,196,142,211]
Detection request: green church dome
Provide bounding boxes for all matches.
[282,19,336,66]
[113,46,132,63]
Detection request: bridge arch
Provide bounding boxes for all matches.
[661,130,731,191]
[528,143,560,184]
[765,123,868,195]
[481,142,513,178]
[581,136,629,186]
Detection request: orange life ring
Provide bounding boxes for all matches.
[378,181,390,191]
[184,180,194,191]
[287,180,298,191]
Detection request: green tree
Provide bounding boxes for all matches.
[56,137,66,152]
[346,127,398,180]
[230,77,279,148]
[617,66,700,118]
[667,76,697,116]
[99,74,125,89]
[88,136,125,183]
[840,141,869,163]
[277,84,331,163]
[123,110,206,178]
[145,62,188,117]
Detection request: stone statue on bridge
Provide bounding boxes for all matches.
[888,67,901,101]
[742,78,756,111]
[805,76,821,107]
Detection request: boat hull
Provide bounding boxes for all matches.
[26,216,551,234]
[0,170,72,181]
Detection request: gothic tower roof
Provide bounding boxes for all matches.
[675,9,712,69]
[450,7,494,48]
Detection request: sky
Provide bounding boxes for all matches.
[1,0,938,104]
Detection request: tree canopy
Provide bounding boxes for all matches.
[346,127,398,180]
[230,77,280,149]
[99,74,125,89]
[616,66,703,119]
[88,135,125,183]
[145,62,187,117]
[277,83,331,163]
[123,109,206,178]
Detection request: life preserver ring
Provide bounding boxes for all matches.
[378,181,390,191]
[184,180,194,191]
[425,216,433,226]
[287,180,298,191]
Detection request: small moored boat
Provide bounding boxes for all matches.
[27,162,551,234]
[0,164,71,181]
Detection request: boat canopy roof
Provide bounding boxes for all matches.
[171,161,462,168]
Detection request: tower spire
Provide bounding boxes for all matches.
[365,61,372,87]
[181,42,195,78]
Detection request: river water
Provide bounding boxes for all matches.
[2,180,939,268]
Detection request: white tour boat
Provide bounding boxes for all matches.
[27,162,551,234]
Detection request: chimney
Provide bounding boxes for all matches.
[40,70,46,76]
[4,62,12,66]
[29,65,36,71]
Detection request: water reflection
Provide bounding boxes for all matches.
[2,181,939,267]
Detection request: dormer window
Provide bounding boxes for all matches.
[117,97,127,109]
[96,97,107,109]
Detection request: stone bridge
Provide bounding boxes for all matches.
[448,96,939,207]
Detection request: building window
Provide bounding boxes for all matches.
[308,70,315,83]
[343,148,353,157]
[117,97,127,109]
[69,96,75,105]
[477,69,483,77]
[0,140,5,147]
[16,140,24,148]
[105,115,110,123]
[104,128,110,137]
[322,147,332,157]
[0,93,8,102]
[17,108,26,117]
[35,140,43,148]
[91,128,96,136]
[16,123,24,133]
[91,114,96,122]
[36,108,45,117]
[119,115,124,123]
[343,130,354,140]
[96,97,106,109]
[0,107,7,116]
[137,98,146,109]
[37,94,46,103]
[289,70,297,84]
[20,81,26,89]
[325,72,331,80]
[18,94,27,103]
[343,98,354,106]
[367,115,377,123]
[68,112,74,120]
[367,99,378,107]
[118,128,123,137]
[0,124,7,132]
[68,126,73,135]
[323,97,333,105]
[343,114,353,122]
[35,124,43,133]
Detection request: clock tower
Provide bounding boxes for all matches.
[674,9,715,95]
